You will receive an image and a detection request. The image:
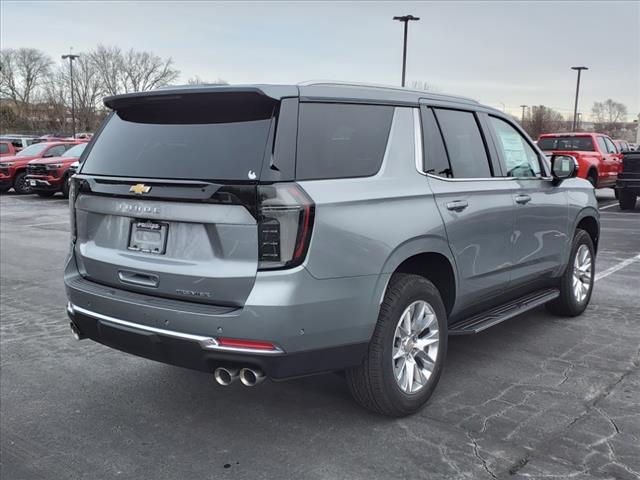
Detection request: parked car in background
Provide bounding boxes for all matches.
[0,141,77,194]
[537,133,622,190]
[613,139,631,153]
[27,143,87,198]
[617,150,640,210]
[0,141,19,157]
[629,143,639,151]
[0,135,41,151]
[65,83,600,416]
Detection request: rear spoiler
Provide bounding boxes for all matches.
[104,85,299,110]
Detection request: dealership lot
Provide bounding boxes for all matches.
[1,191,638,479]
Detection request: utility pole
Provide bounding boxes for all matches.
[393,15,420,87]
[520,104,527,124]
[571,66,588,132]
[62,51,80,137]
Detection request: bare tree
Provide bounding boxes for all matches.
[522,105,566,139]
[408,80,438,92]
[186,76,228,85]
[71,55,104,130]
[0,48,53,129]
[90,45,125,97]
[591,99,628,137]
[90,45,179,96]
[121,49,179,92]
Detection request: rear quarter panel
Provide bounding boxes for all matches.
[298,106,452,327]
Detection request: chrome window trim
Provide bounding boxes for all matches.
[68,303,284,355]
[425,173,554,183]
[413,108,425,175]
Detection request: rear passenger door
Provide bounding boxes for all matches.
[421,106,515,309]
[486,115,569,286]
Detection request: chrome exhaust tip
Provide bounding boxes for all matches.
[239,368,266,387]
[69,322,85,340]
[214,367,239,386]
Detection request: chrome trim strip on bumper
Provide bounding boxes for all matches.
[68,303,284,355]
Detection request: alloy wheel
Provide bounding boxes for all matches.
[392,300,440,394]
[572,244,592,303]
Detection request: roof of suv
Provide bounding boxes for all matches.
[104,81,483,110]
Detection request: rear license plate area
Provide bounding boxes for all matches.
[128,220,168,254]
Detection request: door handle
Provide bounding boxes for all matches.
[515,194,532,205]
[446,200,469,212]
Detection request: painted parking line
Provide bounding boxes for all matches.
[19,220,69,228]
[595,253,640,282]
[599,202,619,211]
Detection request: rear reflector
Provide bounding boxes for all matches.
[217,337,277,351]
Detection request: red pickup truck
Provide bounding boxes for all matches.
[537,133,622,189]
[0,141,19,157]
[26,142,87,197]
[0,141,77,194]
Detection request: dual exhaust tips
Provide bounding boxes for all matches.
[214,367,265,387]
[70,322,266,387]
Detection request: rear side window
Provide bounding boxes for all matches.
[421,108,452,177]
[296,103,394,180]
[434,109,492,178]
[538,136,595,152]
[0,143,8,154]
[82,93,275,181]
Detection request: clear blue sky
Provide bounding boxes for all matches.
[2,1,638,120]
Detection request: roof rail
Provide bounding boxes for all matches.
[297,80,479,104]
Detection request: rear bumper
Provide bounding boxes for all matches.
[64,252,385,379]
[67,302,367,380]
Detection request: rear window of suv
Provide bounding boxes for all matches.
[537,136,595,152]
[81,94,275,181]
[296,103,394,180]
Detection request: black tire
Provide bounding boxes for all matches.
[12,171,31,194]
[345,274,448,417]
[0,186,9,194]
[546,229,595,317]
[619,190,637,211]
[36,191,56,198]
[587,172,597,188]
[61,176,70,198]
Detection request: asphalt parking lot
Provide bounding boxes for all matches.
[1,190,639,480]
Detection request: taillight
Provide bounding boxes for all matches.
[69,177,78,243]
[257,183,314,270]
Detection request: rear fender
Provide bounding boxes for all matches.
[368,235,458,325]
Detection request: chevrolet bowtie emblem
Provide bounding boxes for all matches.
[130,184,151,195]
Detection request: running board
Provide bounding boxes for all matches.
[448,288,560,335]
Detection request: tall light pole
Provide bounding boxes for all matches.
[62,52,80,137]
[393,15,420,87]
[520,104,527,124]
[571,66,588,132]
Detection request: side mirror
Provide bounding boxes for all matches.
[551,154,579,185]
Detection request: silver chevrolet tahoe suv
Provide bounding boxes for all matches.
[65,82,599,416]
